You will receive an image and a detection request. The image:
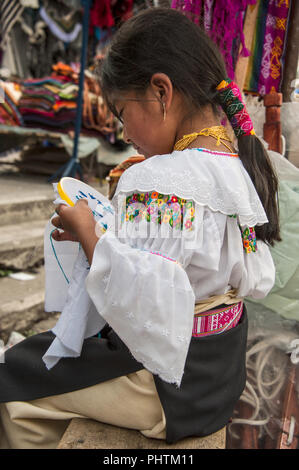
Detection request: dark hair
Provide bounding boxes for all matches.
[100,7,281,246]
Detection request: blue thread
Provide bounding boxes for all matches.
[50,229,70,284]
[104,206,114,215]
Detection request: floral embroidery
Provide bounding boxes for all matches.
[124,192,195,231]
[241,226,257,253]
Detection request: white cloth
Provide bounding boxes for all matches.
[43,185,113,369]
[44,148,276,386]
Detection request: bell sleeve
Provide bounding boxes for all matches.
[86,219,196,387]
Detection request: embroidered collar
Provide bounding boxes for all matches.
[113,148,268,227]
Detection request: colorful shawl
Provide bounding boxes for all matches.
[244,0,292,95]
[171,0,256,79]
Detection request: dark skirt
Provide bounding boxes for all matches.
[0,306,248,444]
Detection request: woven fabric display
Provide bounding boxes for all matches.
[244,0,292,95]
[171,0,255,79]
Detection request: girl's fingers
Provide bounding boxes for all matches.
[51,200,91,241]
[55,203,68,215]
[51,229,62,241]
[52,216,62,228]
[76,198,88,207]
[51,229,78,242]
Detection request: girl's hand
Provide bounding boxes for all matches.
[51,199,96,243]
[51,199,100,265]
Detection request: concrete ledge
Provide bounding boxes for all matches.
[57,418,226,449]
[0,219,48,270]
[0,265,59,342]
[0,198,54,227]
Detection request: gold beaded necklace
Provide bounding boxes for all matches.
[173,125,233,152]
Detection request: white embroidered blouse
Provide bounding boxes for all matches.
[84,148,275,386]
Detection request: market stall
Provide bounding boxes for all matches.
[0,0,143,180]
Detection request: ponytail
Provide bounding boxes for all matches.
[238,135,281,245]
[216,79,281,246]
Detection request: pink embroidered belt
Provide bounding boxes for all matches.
[192,301,243,338]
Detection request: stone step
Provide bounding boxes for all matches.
[0,173,110,228]
[0,173,55,226]
[0,265,58,342]
[58,418,226,449]
[0,197,54,227]
[0,218,48,270]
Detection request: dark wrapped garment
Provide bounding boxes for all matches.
[0,306,248,444]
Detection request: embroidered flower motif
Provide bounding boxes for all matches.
[144,320,153,330]
[241,226,257,253]
[125,192,195,231]
[171,202,180,212]
[185,220,193,230]
[174,219,181,229]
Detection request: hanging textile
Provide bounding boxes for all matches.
[89,0,134,33]
[171,0,255,79]
[0,0,24,49]
[0,81,23,126]
[244,0,292,96]
[39,6,82,44]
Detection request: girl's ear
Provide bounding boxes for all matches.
[149,73,173,113]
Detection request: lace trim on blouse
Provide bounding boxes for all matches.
[113,148,268,228]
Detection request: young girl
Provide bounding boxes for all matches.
[0,8,280,448]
